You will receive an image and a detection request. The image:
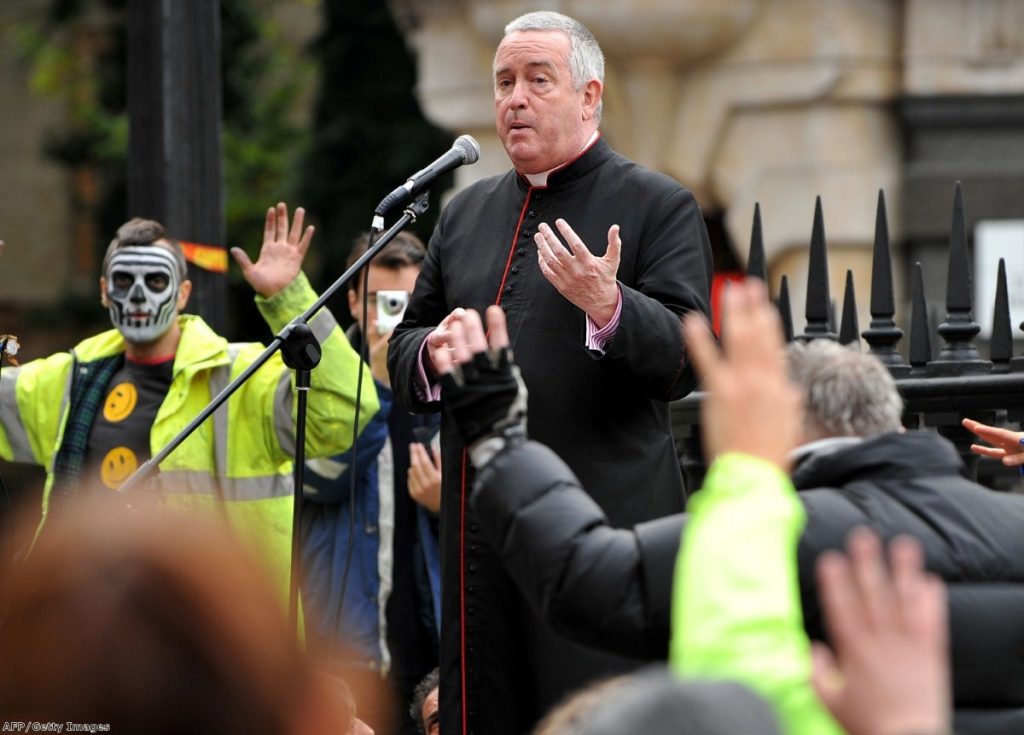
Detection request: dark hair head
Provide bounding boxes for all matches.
[0,499,347,735]
[102,218,189,281]
[409,667,440,734]
[346,231,426,293]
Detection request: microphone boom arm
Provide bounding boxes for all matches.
[119,194,433,496]
[372,134,479,231]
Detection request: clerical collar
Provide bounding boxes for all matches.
[522,131,601,187]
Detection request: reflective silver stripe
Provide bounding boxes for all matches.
[0,367,34,462]
[50,365,73,472]
[209,345,242,478]
[269,310,336,455]
[377,435,395,673]
[273,371,295,456]
[159,469,292,501]
[308,308,339,345]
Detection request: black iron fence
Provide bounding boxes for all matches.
[672,182,1024,492]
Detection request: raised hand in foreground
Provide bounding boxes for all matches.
[962,417,1024,467]
[812,529,950,735]
[434,306,527,468]
[682,278,802,470]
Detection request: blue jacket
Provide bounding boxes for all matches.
[301,366,441,671]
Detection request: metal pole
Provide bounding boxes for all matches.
[126,0,227,333]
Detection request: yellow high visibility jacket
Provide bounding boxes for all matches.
[671,454,842,735]
[0,273,379,592]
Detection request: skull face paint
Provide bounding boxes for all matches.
[105,246,182,343]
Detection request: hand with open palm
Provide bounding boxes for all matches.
[231,202,315,298]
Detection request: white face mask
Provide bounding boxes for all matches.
[105,246,182,343]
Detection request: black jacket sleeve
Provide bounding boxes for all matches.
[387,216,448,415]
[470,439,681,659]
[598,186,712,401]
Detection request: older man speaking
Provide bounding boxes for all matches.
[388,10,712,734]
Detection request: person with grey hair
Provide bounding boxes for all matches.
[387,9,712,734]
[787,340,904,442]
[502,11,606,123]
[436,323,1024,734]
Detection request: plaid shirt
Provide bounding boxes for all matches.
[50,354,123,515]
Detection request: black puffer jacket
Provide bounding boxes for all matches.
[472,431,1024,735]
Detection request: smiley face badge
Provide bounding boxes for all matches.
[103,382,138,422]
[100,446,139,489]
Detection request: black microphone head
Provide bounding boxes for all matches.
[454,135,481,165]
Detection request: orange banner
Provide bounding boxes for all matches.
[180,241,229,273]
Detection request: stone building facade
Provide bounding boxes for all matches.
[387,0,1024,337]
[3,0,1023,339]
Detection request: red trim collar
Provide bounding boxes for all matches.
[126,353,176,366]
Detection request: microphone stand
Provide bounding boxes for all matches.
[118,193,432,637]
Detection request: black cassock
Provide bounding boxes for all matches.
[388,136,712,735]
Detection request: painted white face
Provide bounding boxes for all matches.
[105,246,182,343]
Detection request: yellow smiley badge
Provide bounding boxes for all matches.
[100,446,138,489]
[103,382,138,422]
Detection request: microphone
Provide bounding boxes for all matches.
[373,135,480,228]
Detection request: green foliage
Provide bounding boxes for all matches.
[300,0,452,290]
[11,0,451,336]
[12,0,312,299]
[220,0,311,276]
[10,0,128,251]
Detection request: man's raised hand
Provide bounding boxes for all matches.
[682,279,802,471]
[811,529,950,735]
[231,202,314,298]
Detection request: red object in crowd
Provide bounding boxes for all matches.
[710,271,745,336]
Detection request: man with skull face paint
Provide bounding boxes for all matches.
[0,204,379,594]
[104,243,184,343]
[89,234,192,492]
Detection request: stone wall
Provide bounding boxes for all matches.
[0,2,74,309]
[3,0,1023,338]
[388,0,1024,340]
